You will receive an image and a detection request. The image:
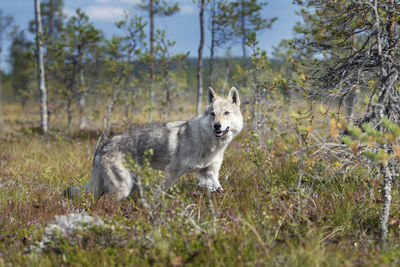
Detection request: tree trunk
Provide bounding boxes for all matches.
[34,0,48,134]
[163,73,171,121]
[78,68,87,129]
[344,87,357,123]
[360,68,399,247]
[378,1,397,247]
[388,0,395,58]
[67,98,72,132]
[344,34,358,123]
[196,0,205,115]
[380,161,393,248]
[209,0,216,88]
[240,0,247,72]
[149,0,155,122]
[104,89,118,133]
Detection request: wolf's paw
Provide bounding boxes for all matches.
[201,184,223,193]
[214,187,224,194]
[198,178,223,193]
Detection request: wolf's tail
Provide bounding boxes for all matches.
[65,155,105,199]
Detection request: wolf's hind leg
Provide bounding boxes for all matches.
[102,153,137,201]
[84,155,105,199]
[161,165,182,191]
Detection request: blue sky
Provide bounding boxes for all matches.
[0,0,300,73]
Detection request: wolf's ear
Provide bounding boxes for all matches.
[228,87,240,106]
[208,87,217,104]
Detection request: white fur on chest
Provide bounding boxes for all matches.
[184,138,229,172]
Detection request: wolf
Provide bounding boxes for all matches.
[66,87,243,201]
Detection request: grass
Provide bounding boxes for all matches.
[0,102,399,266]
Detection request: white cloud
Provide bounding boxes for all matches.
[179,4,196,15]
[96,0,140,4]
[85,6,125,22]
[63,7,75,18]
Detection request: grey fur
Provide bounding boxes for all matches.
[67,87,243,201]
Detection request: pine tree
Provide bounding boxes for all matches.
[138,0,179,121]
[195,0,207,115]
[101,36,133,132]
[153,29,187,118]
[8,28,36,105]
[221,0,276,71]
[208,0,230,87]
[294,0,400,246]
[53,9,102,130]
[116,10,146,119]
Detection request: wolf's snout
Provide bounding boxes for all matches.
[214,122,221,130]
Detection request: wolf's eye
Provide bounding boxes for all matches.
[224,111,230,115]
[210,112,215,117]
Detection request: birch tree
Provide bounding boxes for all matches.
[30,0,65,128]
[34,0,48,134]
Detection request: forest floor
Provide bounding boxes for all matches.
[0,103,399,266]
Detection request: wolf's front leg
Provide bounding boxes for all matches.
[198,160,223,192]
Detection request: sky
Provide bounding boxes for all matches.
[0,0,301,73]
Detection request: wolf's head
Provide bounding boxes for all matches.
[204,87,243,140]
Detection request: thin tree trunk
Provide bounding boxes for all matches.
[78,68,87,129]
[34,0,48,134]
[104,89,118,133]
[240,0,247,72]
[378,0,397,247]
[380,162,393,248]
[345,88,357,123]
[196,0,205,115]
[67,98,72,132]
[149,0,155,122]
[124,92,130,120]
[388,0,395,58]
[163,66,171,120]
[209,0,216,88]
[345,34,358,123]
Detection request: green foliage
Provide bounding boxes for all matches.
[7,27,36,99]
[138,0,180,17]
[344,117,400,164]
[50,9,102,100]
[219,0,276,42]
[29,0,64,39]
[115,10,146,58]
[233,33,288,97]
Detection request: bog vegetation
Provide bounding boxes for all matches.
[0,0,399,265]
